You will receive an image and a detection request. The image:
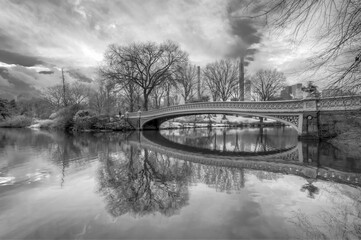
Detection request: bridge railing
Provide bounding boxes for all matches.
[318,95,361,110]
[128,100,304,118]
[127,95,361,118]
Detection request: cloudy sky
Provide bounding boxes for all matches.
[0,0,317,99]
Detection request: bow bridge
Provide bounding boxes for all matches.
[126,95,361,138]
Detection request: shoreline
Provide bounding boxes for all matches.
[2,117,361,156]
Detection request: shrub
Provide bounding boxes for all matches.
[74,109,96,120]
[73,115,97,131]
[48,105,83,130]
[0,115,32,128]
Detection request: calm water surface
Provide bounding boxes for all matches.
[0,127,360,239]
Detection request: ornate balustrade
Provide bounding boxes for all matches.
[318,95,361,111]
[127,95,361,118]
[127,100,305,118]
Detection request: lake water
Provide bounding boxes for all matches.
[0,127,360,239]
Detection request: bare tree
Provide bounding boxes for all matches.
[150,84,166,109]
[100,41,188,110]
[120,81,140,112]
[203,59,239,101]
[89,84,108,115]
[247,0,361,91]
[175,62,198,103]
[44,85,65,108]
[251,69,286,101]
[68,81,90,105]
[61,68,67,107]
[44,82,90,109]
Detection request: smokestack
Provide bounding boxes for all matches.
[197,66,201,100]
[245,80,252,101]
[239,57,244,101]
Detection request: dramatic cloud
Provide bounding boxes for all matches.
[38,71,54,75]
[0,75,13,87]
[0,63,94,100]
[0,0,320,98]
[67,69,93,83]
[225,0,262,58]
[0,50,44,67]
[0,0,263,66]
[0,67,42,100]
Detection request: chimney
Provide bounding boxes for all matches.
[239,57,245,101]
[197,66,201,100]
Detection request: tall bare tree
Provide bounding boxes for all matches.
[251,69,286,101]
[61,68,67,107]
[175,62,198,103]
[120,81,141,112]
[44,85,64,108]
[150,84,166,109]
[100,41,188,110]
[247,0,361,91]
[44,82,90,109]
[89,86,107,115]
[203,59,239,101]
[68,81,90,105]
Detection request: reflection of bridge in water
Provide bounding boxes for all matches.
[128,131,361,187]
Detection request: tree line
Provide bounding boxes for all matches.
[0,40,287,121]
[98,40,286,113]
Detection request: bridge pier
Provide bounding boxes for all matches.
[300,111,319,139]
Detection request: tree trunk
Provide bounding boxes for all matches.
[143,90,149,111]
[129,89,135,112]
[166,84,170,107]
[129,100,134,112]
[61,68,67,107]
[136,93,141,108]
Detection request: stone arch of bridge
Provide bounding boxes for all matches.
[140,110,302,133]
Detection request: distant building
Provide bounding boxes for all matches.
[292,83,303,99]
[280,86,292,100]
[280,83,303,100]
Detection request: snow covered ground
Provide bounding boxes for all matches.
[160,114,276,128]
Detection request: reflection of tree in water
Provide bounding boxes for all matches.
[97,143,250,217]
[49,131,131,186]
[163,128,215,149]
[161,127,297,153]
[97,146,191,217]
[252,170,283,182]
[191,164,245,193]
